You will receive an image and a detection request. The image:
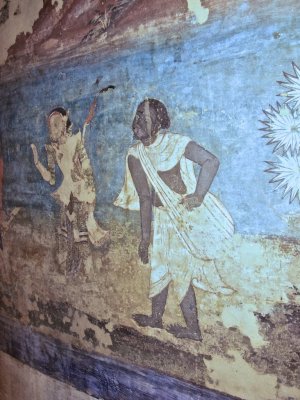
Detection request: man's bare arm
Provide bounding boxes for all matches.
[183,141,220,209]
[128,154,152,263]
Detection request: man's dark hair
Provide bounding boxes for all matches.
[133,99,170,135]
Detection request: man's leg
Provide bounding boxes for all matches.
[133,285,169,328]
[167,284,202,341]
[180,284,202,339]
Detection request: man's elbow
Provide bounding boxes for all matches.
[209,156,220,171]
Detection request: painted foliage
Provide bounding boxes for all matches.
[0,1,300,400]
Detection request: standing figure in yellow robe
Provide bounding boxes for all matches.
[31,105,109,275]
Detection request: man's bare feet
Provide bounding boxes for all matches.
[167,324,202,341]
[132,314,163,329]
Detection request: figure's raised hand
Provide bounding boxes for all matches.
[138,239,150,264]
[180,193,204,211]
[31,144,39,165]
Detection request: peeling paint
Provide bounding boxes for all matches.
[0,0,9,25]
[221,304,268,348]
[278,384,300,400]
[187,0,209,25]
[0,0,44,65]
[70,310,112,348]
[204,351,278,400]
[2,215,300,395]
[52,0,64,12]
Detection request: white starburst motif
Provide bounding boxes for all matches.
[261,103,300,155]
[278,62,300,110]
[266,154,300,203]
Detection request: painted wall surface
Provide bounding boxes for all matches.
[0,1,300,399]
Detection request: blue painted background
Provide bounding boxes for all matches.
[0,0,299,236]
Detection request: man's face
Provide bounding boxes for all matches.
[133,106,155,146]
[48,113,68,144]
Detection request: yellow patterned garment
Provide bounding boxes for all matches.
[45,131,107,247]
[46,132,95,206]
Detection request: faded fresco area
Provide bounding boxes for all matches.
[0,1,300,400]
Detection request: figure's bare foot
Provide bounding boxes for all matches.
[167,324,202,341]
[132,314,163,329]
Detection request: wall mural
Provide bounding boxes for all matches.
[0,1,300,400]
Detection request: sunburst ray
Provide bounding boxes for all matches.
[278,62,300,110]
[261,103,300,155]
[265,154,300,203]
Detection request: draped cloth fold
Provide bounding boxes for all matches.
[114,133,235,300]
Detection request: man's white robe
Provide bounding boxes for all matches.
[114,132,234,301]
